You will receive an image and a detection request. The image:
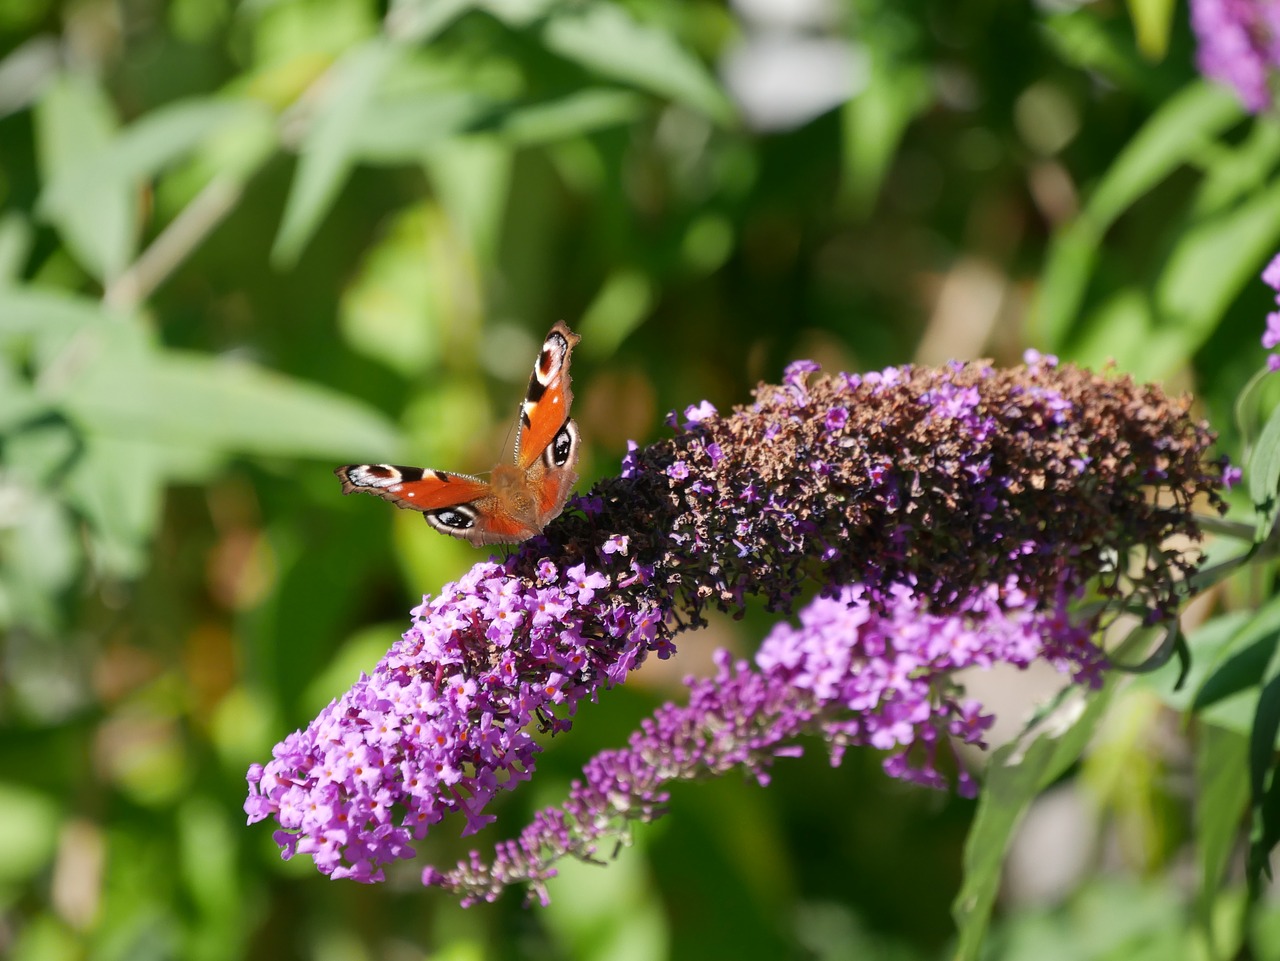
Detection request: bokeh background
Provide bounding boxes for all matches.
[1,1,1277,958]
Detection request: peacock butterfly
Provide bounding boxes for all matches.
[335,322,581,546]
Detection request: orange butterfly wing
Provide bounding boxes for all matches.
[334,464,503,542]
[515,321,580,471]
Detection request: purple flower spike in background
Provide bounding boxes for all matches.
[1190,0,1280,112]
[1263,251,1280,371]
[246,357,1226,901]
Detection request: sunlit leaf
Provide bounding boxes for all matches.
[351,90,492,163]
[62,436,165,577]
[0,784,60,884]
[1065,287,1152,373]
[952,684,1115,960]
[1194,725,1248,942]
[1155,179,1280,358]
[1125,0,1176,60]
[0,287,111,338]
[42,97,268,213]
[0,211,33,285]
[32,72,135,282]
[55,346,403,461]
[1,492,80,632]
[339,203,446,376]
[542,4,733,125]
[1248,399,1280,536]
[272,39,401,266]
[1032,82,1246,352]
[1030,219,1101,350]
[1193,598,1280,712]
[1044,10,1172,96]
[1193,119,1280,217]
[1250,651,1280,887]
[494,88,646,146]
[840,60,930,216]
[1090,82,1244,227]
[423,138,512,267]
[384,0,475,43]
[578,268,653,360]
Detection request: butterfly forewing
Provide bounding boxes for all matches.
[515,321,580,471]
[334,464,492,511]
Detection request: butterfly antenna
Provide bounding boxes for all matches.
[501,400,521,462]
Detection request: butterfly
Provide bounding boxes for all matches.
[335,322,582,546]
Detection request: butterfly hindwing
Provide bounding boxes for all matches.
[528,419,581,518]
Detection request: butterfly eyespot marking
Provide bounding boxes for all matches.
[427,506,476,530]
[544,421,578,469]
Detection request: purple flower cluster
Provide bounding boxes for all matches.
[1264,251,1280,371]
[245,558,671,882]
[247,355,1224,898]
[1190,0,1280,112]
[425,580,1100,904]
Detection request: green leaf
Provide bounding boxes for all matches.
[0,784,60,884]
[1,491,80,633]
[1066,287,1153,373]
[0,286,111,338]
[492,88,647,146]
[1112,620,1187,686]
[840,60,931,216]
[1194,725,1248,943]
[1248,398,1280,537]
[1193,118,1280,217]
[0,358,46,433]
[1045,11,1188,98]
[272,39,401,267]
[0,211,33,285]
[1256,774,1280,891]
[338,202,447,376]
[302,623,403,714]
[32,72,135,282]
[422,138,512,267]
[952,684,1115,960]
[1245,634,1280,888]
[351,90,492,163]
[1030,218,1101,350]
[542,4,734,125]
[62,436,165,578]
[1193,597,1280,712]
[384,0,475,43]
[0,412,81,487]
[1234,365,1279,457]
[42,98,268,216]
[1125,0,1176,60]
[1154,178,1280,359]
[1031,82,1246,352]
[56,347,403,461]
[577,268,653,360]
[1251,649,1280,803]
[0,287,137,376]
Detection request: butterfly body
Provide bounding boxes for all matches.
[335,323,581,546]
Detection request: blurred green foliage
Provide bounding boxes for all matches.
[2,0,1279,958]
